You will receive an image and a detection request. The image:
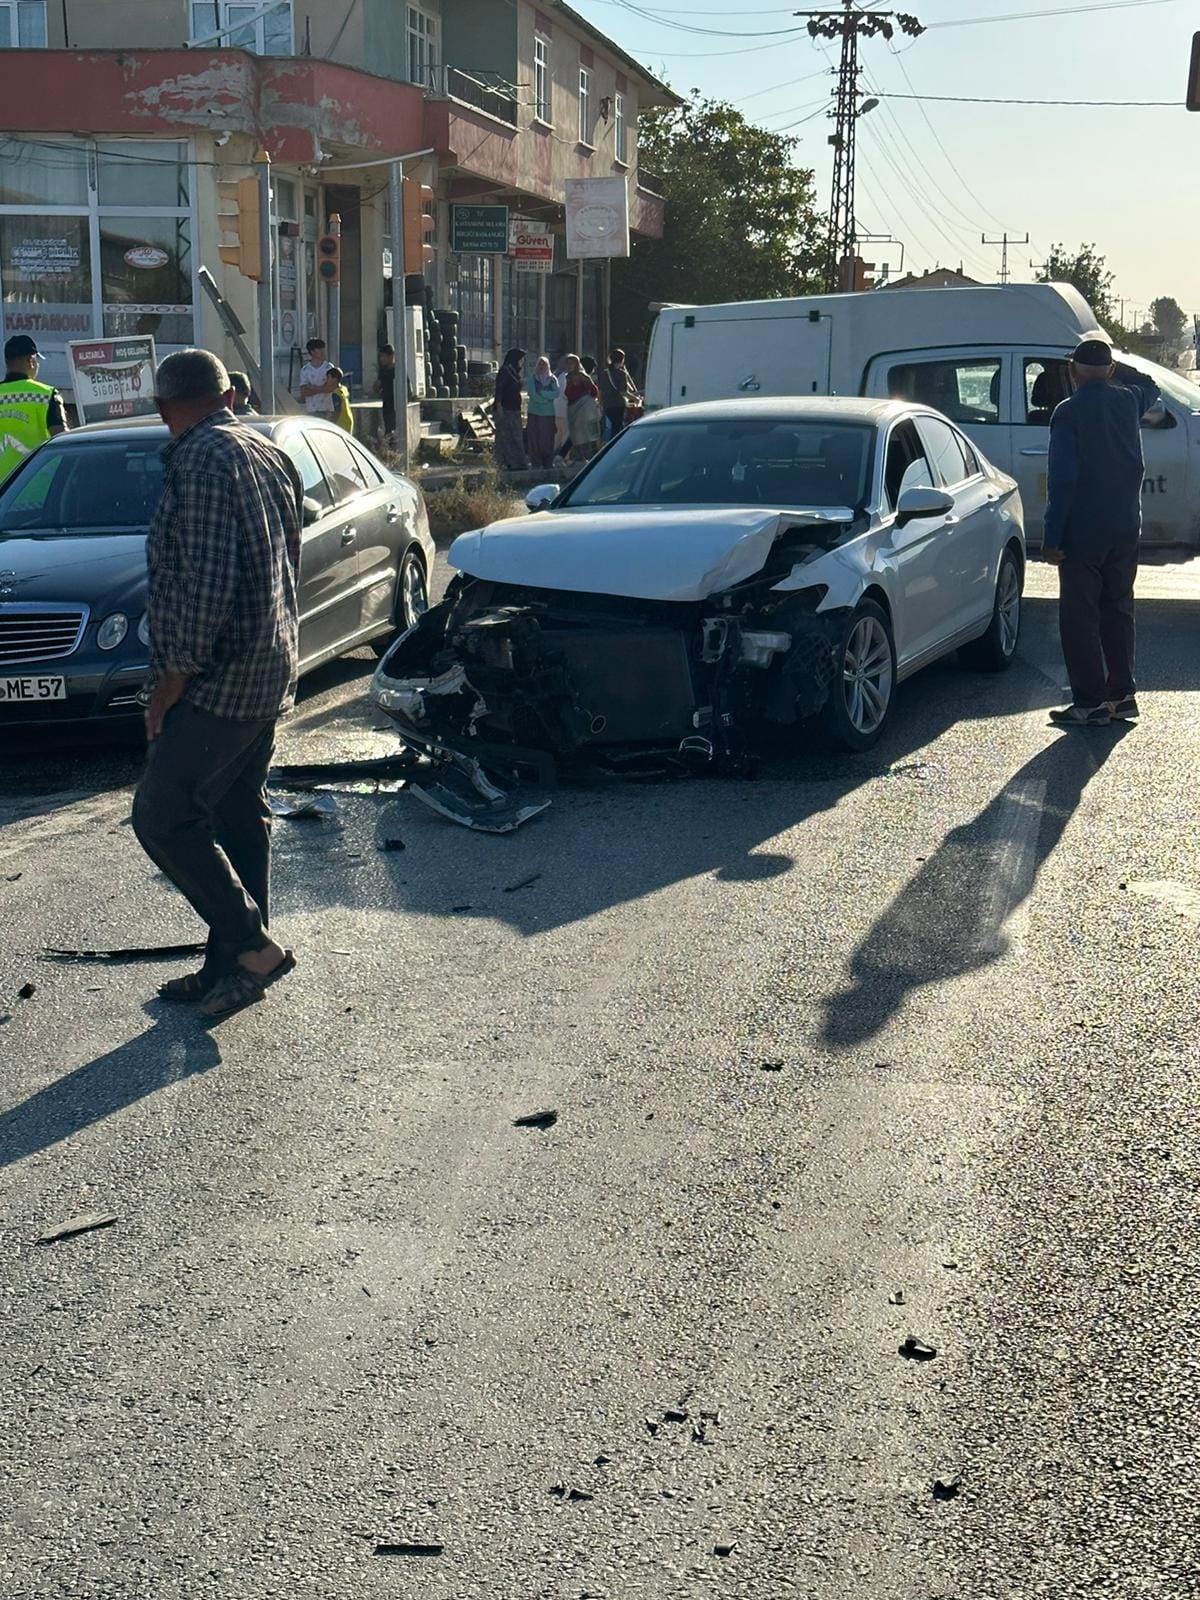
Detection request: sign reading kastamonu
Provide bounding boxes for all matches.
[67,337,157,424]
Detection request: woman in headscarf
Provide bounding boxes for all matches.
[525,355,560,470]
[494,347,527,470]
[563,353,602,462]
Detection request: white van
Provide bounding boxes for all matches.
[644,284,1200,545]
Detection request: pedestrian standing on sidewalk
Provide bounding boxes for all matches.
[526,356,561,469]
[132,349,301,1021]
[598,347,639,440]
[494,347,527,471]
[563,353,602,461]
[1044,337,1160,726]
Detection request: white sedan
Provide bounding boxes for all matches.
[372,398,1025,820]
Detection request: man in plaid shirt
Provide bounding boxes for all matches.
[132,350,302,1021]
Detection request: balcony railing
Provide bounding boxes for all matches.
[636,168,664,198]
[424,64,519,127]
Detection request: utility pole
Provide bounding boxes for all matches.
[327,213,342,367]
[796,3,923,293]
[982,231,1029,286]
[255,149,276,414]
[389,163,408,469]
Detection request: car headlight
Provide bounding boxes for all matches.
[97,612,129,650]
[138,613,151,647]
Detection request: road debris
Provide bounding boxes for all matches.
[759,1058,784,1071]
[373,1541,443,1558]
[593,1454,613,1467]
[270,752,417,790]
[268,792,340,822]
[17,981,35,999]
[644,1416,660,1436]
[898,1335,938,1362]
[503,872,543,893]
[378,837,406,852]
[5,871,22,882]
[933,1479,961,1501]
[450,904,473,914]
[43,941,206,965]
[36,1212,118,1246]
[889,1289,906,1306]
[513,1108,558,1130]
[549,1483,594,1503]
[662,1406,689,1424]
[713,1540,737,1557]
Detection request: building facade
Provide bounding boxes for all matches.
[0,0,674,404]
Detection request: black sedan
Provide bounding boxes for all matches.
[0,415,436,727]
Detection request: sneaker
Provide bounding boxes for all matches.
[1049,703,1111,726]
[1107,696,1140,721]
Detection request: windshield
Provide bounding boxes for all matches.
[561,419,875,510]
[1117,351,1200,413]
[0,440,166,533]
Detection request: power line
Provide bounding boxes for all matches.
[928,0,1182,26]
[878,91,1178,105]
[606,0,812,35]
[733,67,832,104]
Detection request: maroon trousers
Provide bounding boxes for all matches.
[1058,543,1138,706]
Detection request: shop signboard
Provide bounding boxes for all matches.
[508,218,554,274]
[451,204,509,255]
[66,336,158,423]
[564,177,630,260]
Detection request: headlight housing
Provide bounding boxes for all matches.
[97,612,129,650]
[138,613,151,647]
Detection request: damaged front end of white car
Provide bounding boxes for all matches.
[370,505,863,830]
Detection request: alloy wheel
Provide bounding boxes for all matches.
[998,558,1021,656]
[842,614,894,735]
[401,552,429,629]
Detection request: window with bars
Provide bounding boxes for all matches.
[407,3,440,88]
[0,1,47,47]
[189,1,293,54]
[533,34,551,123]
[578,66,591,146]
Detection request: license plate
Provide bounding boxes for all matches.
[0,674,68,703]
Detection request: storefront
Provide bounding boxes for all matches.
[0,136,196,398]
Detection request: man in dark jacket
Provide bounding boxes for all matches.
[1043,337,1159,726]
[494,346,527,470]
[598,347,639,439]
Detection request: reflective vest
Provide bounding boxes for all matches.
[0,377,55,484]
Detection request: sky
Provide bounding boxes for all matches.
[571,0,1198,324]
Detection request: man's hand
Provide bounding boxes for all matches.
[145,671,187,740]
[1042,546,1066,566]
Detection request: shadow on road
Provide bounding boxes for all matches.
[819,721,1131,1049]
[0,1014,220,1172]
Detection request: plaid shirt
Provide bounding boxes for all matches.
[147,410,302,721]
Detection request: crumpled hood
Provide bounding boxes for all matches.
[0,532,147,614]
[449,506,841,603]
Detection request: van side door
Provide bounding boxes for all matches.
[864,349,1012,479]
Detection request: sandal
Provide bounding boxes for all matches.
[199,949,296,1022]
[159,970,214,1003]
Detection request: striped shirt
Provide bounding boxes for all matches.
[147,409,302,721]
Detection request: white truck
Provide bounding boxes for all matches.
[644,283,1200,545]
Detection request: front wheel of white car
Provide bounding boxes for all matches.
[819,599,896,753]
[959,545,1022,673]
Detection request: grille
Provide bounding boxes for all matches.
[0,606,87,665]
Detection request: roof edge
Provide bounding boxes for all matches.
[547,1,685,107]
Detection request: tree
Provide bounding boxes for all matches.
[1151,296,1186,345]
[1036,242,1116,325]
[612,92,828,361]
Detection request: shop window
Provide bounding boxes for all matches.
[1,214,92,320]
[190,1,292,54]
[0,138,88,207]
[578,67,592,146]
[407,3,439,88]
[101,215,193,345]
[97,141,189,209]
[534,35,551,123]
[0,1,47,48]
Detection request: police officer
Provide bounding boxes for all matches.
[0,334,68,485]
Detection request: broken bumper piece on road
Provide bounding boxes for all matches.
[370,575,840,831]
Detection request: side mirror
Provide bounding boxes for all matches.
[525,483,559,513]
[302,496,323,526]
[895,485,955,527]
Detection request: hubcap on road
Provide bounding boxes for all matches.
[843,615,893,734]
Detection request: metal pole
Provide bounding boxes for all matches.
[255,149,276,414]
[328,212,342,367]
[389,162,409,470]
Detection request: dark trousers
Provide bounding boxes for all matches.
[605,407,626,440]
[132,701,276,977]
[1058,543,1138,706]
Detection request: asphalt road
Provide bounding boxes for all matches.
[3,557,1199,1599]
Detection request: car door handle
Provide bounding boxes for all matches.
[385,506,400,524]
[1019,448,1049,457]
[341,527,357,546]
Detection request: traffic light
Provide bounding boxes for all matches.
[317,228,341,287]
[1188,31,1200,111]
[402,178,435,270]
[217,176,263,282]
